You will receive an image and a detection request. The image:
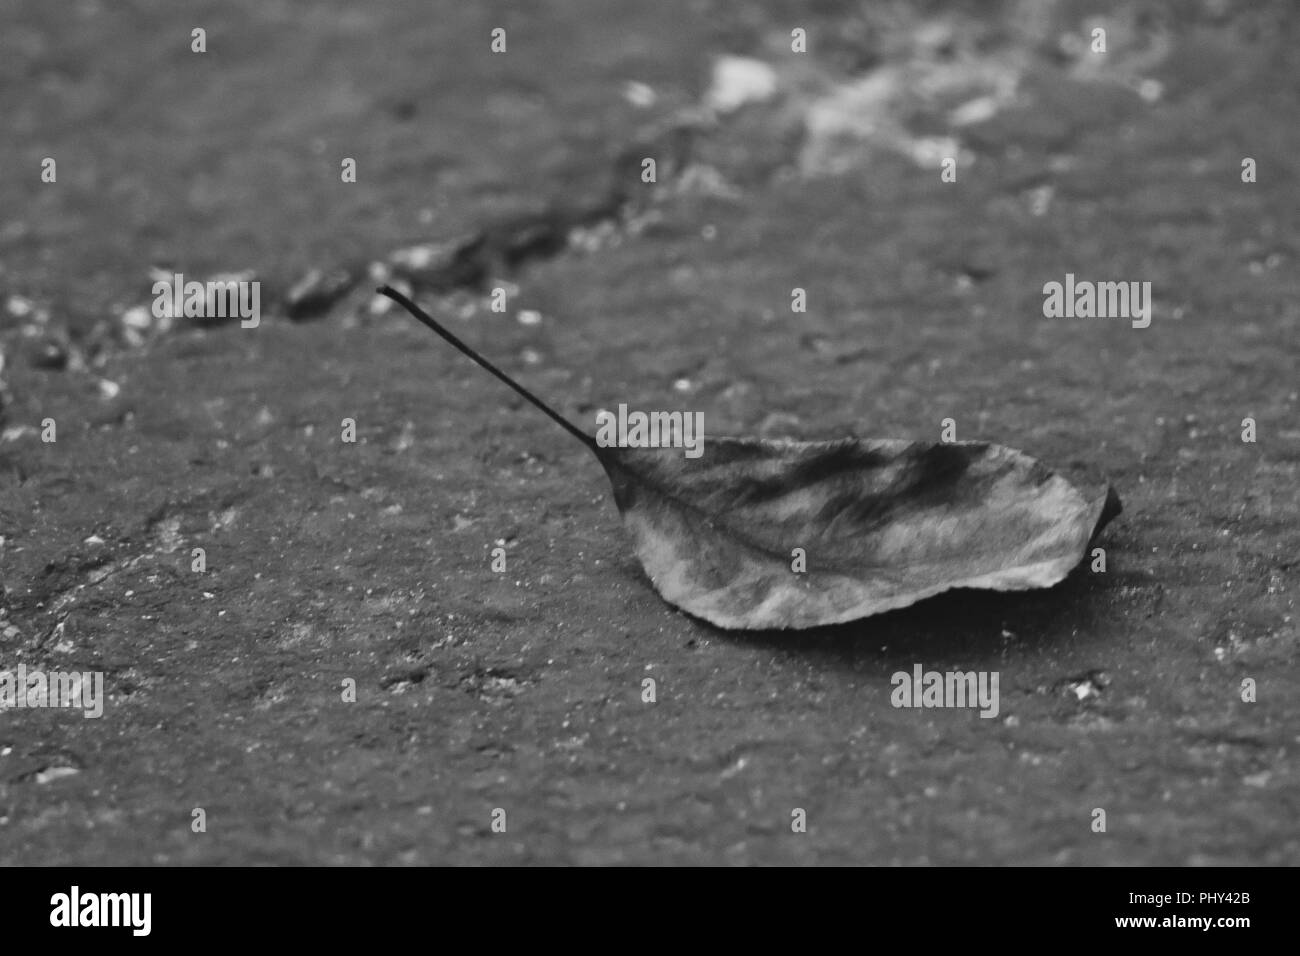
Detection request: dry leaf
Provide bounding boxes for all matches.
[380,287,1121,630]
[598,438,1118,629]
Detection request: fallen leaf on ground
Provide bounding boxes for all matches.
[599,438,1118,629]
[379,286,1120,630]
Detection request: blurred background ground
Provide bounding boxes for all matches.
[0,0,1296,864]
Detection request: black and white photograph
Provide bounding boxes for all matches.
[0,0,1293,922]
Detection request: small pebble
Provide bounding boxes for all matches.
[285,266,358,320]
[623,81,657,108]
[705,56,777,114]
[5,295,34,318]
[33,767,79,785]
[121,305,152,330]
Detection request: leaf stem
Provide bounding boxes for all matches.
[378,285,598,454]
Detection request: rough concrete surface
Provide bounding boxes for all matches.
[0,0,1297,864]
